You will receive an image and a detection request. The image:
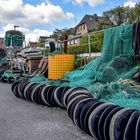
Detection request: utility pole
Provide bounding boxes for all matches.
[88,33,91,57]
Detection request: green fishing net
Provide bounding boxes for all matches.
[5,31,25,47]
[29,24,140,111]
[2,71,16,78]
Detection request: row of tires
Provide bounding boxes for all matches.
[11,80,92,109]
[0,76,18,83]
[11,80,140,140]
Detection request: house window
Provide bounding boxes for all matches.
[70,40,74,45]
[77,27,80,32]
[74,39,78,44]
[83,24,85,30]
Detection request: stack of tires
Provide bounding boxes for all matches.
[0,71,20,84]
[0,76,18,83]
[11,80,92,109]
[11,80,140,140]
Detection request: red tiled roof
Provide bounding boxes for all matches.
[29,42,38,48]
[0,44,4,49]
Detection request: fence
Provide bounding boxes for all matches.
[59,29,105,57]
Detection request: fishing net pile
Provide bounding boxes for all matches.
[29,24,140,111]
[5,30,25,47]
[10,24,140,140]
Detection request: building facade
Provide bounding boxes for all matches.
[68,14,105,46]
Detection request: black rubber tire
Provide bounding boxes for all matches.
[63,87,87,108]
[18,80,30,98]
[26,83,38,101]
[61,86,71,107]
[13,82,22,98]
[41,85,52,106]
[37,84,46,105]
[67,94,90,121]
[109,108,134,140]
[88,103,114,139]
[1,76,8,83]
[53,86,65,108]
[31,84,45,104]
[30,84,41,103]
[66,88,91,107]
[67,90,92,106]
[123,111,140,140]
[79,99,99,131]
[84,101,104,135]
[73,98,95,128]
[98,105,119,140]
[135,116,140,140]
[8,77,15,84]
[103,107,124,140]
[67,88,91,102]
[12,81,21,93]
[49,86,58,107]
[41,85,57,107]
[63,87,78,108]
[23,82,34,99]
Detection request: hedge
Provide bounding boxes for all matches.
[67,32,104,54]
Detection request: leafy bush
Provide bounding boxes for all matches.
[44,48,50,56]
[67,32,104,54]
[67,45,87,54]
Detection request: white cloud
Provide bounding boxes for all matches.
[0,0,74,25]
[26,29,52,42]
[124,1,136,8]
[72,0,84,5]
[0,24,52,42]
[88,0,104,7]
[71,0,105,7]
[72,0,137,8]
[124,0,138,8]
[2,24,29,33]
[0,0,74,42]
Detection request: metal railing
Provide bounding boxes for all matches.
[59,29,105,57]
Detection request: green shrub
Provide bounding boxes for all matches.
[44,48,50,56]
[67,32,104,54]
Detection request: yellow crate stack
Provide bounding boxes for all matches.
[48,54,74,80]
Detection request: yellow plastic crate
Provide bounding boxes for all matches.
[48,54,74,80]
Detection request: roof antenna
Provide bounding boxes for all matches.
[14,25,19,30]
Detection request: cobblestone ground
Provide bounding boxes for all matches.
[0,83,93,140]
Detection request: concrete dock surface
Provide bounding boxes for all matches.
[0,83,93,140]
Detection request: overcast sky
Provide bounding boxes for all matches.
[0,0,137,42]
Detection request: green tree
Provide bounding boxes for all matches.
[51,28,74,41]
[51,29,63,41]
[103,4,140,25]
[94,18,113,31]
[125,6,136,24]
[103,6,127,26]
[38,37,46,48]
[134,3,140,21]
